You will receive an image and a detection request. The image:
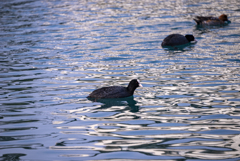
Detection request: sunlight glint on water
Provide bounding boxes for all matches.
[0,0,240,160]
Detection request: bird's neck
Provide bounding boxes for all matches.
[127,86,136,94]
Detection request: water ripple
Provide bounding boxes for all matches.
[1,0,240,160]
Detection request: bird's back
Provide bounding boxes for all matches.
[194,16,223,25]
[162,34,188,46]
[88,86,131,99]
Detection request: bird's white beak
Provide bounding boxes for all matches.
[191,39,197,44]
[137,79,143,87]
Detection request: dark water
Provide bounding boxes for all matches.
[1,0,240,160]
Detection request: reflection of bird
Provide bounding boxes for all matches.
[87,96,140,112]
[87,79,142,99]
[161,34,196,47]
[194,14,230,26]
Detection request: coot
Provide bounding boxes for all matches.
[87,79,142,99]
[161,34,195,47]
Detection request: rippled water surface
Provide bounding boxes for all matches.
[1,0,240,160]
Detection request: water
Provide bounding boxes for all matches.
[1,0,240,160]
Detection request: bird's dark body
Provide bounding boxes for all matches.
[87,79,142,99]
[161,34,189,46]
[88,86,132,99]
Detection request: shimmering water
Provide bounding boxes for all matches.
[1,0,240,160]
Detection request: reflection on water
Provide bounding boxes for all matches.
[87,96,140,112]
[1,0,240,160]
[162,42,197,53]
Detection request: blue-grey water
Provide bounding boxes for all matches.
[1,0,240,160]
